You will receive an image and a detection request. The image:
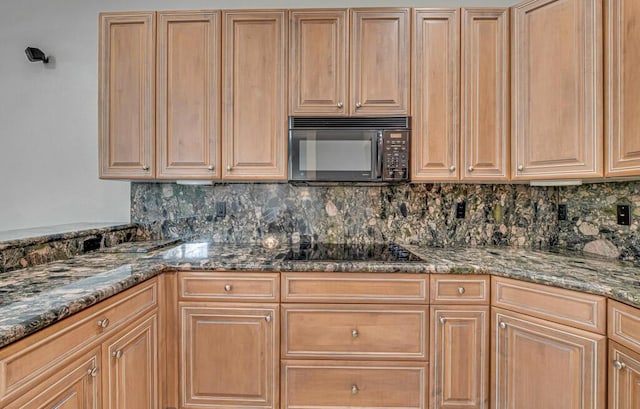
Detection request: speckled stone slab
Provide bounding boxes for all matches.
[1,242,639,349]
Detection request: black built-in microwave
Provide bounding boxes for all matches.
[288,116,410,182]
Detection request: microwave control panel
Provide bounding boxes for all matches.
[382,131,410,181]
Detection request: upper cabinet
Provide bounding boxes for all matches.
[99,12,155,179]
[289,10,348,115]
[222,11,288,180]
[351,8,410,116]
[412,9,460,181]
[606,0,640,177]
[157,11,220,179]
[289,8,409,116]
[461,8,510,181]
[511,0,603,180]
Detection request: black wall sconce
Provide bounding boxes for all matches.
[25,47,49,64]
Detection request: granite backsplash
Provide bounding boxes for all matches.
[131,181,640,262]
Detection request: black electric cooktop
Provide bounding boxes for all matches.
[284,243,424,262]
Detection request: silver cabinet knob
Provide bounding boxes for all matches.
[499,322,507,329]
[355,102,362,109]
[142,165,150,171]
[351,384,359,394]
[449,165,456,172]
[439,317,446,325]
[265,314,272,323]
[337,102,344,108]
[112,350,123,359]
[351,329,359,338]
[517,165,524,171]
[224,284,232,292]
[457,286,466,295]
[226,165,232,171]
[97,318,110,329]
[207,165,214,171]
[468,166,474,172]
[613,360,626,370]
[87,367,98,377]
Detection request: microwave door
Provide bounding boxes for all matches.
[289,130,378,181]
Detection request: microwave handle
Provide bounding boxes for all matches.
[376,131,384,178]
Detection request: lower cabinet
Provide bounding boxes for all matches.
[430,306,489,409]
[492,307,606,409]
[5,347,101,409]
[179,304,279,409]
[102,312,159,409]
[609,341,640,408]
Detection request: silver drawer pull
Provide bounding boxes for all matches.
[265,314,272,323]
[87,367,98,377]
[613,360,626,370]
[439,317,446,325]
[224,284,232,292]
[457,286,465,295]
[499,322,507,329]
[97,318,110,329]
[351,329,359,338]
[351,384,359,394]
[112,350,123,359]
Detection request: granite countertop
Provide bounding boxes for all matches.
[1,241,639,348]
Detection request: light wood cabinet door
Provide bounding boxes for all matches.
[290,10,348,115]
[511,0,603,180]
[609,341,640,409]
[461,8,510,181]
[431,306,489,409]
[412,9,460,181]
[605,0,640,177]
[5,348,100,409]
[157,11,221,179]
[492,307,606,409]
[222,11,287,180]
[103,313,159,409]
[180,304,279,409]
[351,8,410,116]
[99,12,155,179]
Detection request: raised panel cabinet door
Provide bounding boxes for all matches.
[431,306,489,409]
[461,8,510,181]
[103,313,158,409]
[412,9,460,181]
[351,8,410,116]
[609,341,640,409]
[5,348,100,409]
[511,0,603,180]
[222,11,287,180]
[180,304,279,409]
[157,11,221,179]
[290,10,348,115]
[492,308,606,409]
[99,12,155,179]
[606,0,640,177]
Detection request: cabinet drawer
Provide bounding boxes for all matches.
[0,278,157,400]
[609,299,640,351]
[282,360,427,409]
[430,274,489,304]
[282,305,428,360]
[281,273,428,304]
[492,276,606,334]
[179,271,279,302]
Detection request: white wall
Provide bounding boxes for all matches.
[0,0,517,231]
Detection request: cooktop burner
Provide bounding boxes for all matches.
[284,243,424,262]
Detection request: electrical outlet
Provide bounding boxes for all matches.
[617,205,631,226]
[558,204,567,221]
[216,202,226,218]
[456,202,466,219]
